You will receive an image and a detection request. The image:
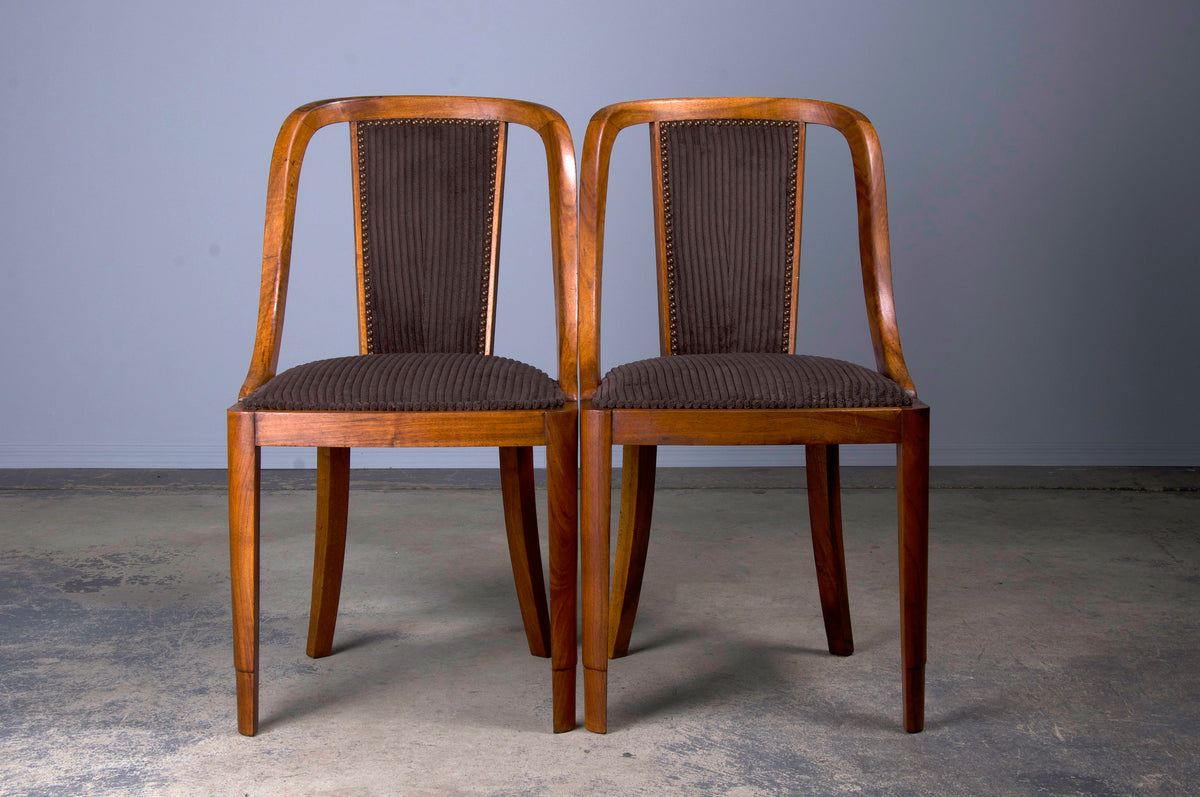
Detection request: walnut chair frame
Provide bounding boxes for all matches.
[227,96,578,736]
[578,98,930,733]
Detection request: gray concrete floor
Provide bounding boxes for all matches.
[1,468,1197,796]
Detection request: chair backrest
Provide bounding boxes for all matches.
[579,97,914,399]
[652,118,802,356]
[353,118,504,356]
[241,96,578,401]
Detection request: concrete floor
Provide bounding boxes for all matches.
[1,468,1197,795]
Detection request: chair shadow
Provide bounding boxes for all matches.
[255,572,555,733]
[329,631,400,657]
[618,627,701,657]
[606,632,933,734]
[609,640,789,727]
[258,629,477,733]
[257,631,405,733]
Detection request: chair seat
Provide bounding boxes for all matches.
[241,352,566,411]
[591,353,912,409]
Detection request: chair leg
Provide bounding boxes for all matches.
[544,409,578,732]
[581,409,613,733]
[805,444,854,656]
[898,406,930,732]
[609,444,657,658]
[227,410,260,736]
[499,446,552,658]
[307,446,350,659]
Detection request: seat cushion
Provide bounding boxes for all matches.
[241,353,565,411]
[590,353,912,409]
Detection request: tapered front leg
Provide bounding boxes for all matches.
[307,446,350,658]
[499,445,552,658]
[227,409,260,736]
[805,444,853,656]
[544,409,578,732]
[581,409,613,733]
[898,405,930,732]
[609,444,657,658]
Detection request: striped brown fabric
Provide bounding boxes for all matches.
[591,353,911,409]
[659,120,799,355]
[358,119,500,354]
[241,353,565,411]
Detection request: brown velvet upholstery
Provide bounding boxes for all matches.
[659,120,800,355]
[358,119,500,354]
[591,353,911,409]
[241,353,565,412]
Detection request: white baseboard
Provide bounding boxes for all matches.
[649,443,1200,467]
[0,445,508,469]
[0,442,1197,468]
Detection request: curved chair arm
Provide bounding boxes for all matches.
[578,97,914,399]
[815,103,915,396]
[530,110,580,401]
[239,96,579,400]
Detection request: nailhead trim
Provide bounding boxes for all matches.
[659,119,801,355]
[357,118,501,354]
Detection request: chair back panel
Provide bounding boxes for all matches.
[354,118,504,355]
[654,119,802,355]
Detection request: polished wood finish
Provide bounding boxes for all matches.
[307,446,350,658]
[228,96,579,736]
[226,410,260,737]
[252,410,550,447]
[898,405,930,733]
[544,408,579,733]
[805,444,853,656]
[609,444,657,658]
[580,409,612,734]
[499,445,551,658]
[611,408,904,446]
[578,98,930,734]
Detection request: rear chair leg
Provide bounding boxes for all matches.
[609,444,657,658]
[307,446,350,658]
[805,444,853,656]
[499,446,552,658]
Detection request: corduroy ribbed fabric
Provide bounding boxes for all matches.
[660,120,799,355]
[358,119,500,355]
[590,353,911,409]
[240,353,565,412]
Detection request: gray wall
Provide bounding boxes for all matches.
[2,0,1197,468]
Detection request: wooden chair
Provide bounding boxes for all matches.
[227,96,578,736]
[578,98,930,733]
